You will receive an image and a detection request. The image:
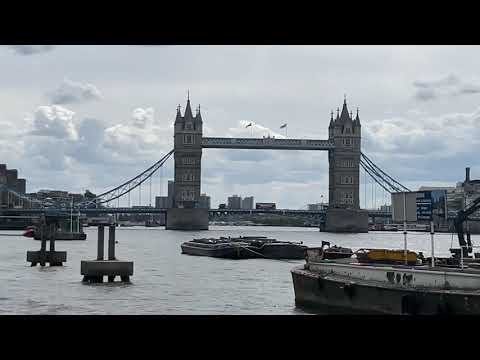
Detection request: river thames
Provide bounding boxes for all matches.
[0,226,470,315]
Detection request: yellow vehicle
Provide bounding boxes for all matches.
[356,248,418,265]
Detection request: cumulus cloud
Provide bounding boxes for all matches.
[8,45,55,55]
[228,120,285,139]
[413,74,480,101]
[48,78,103,105]
[131,107,154,128]
[361,106,480,186]
[27,105,78,141]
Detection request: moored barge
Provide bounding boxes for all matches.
[292,247,480,314]
[181,236,308,260]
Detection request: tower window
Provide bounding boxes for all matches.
[342,138,351,146]
[341,191,354,204]
[183,157,196,165]
[183,172,195,181]
[183,134,194,144]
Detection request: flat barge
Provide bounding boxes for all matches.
[181,236,307,260]
[292,248,480,314]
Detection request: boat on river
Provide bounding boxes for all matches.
[292,246,480,315]
[181,236,307,260]
[23,226,87,240]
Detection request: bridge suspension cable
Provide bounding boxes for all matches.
[360,152,411,194]
[79,149,174,207]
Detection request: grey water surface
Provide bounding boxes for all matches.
[0,226,465,314]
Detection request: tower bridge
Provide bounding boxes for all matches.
[168,95,366,232]
[1,95,410,233]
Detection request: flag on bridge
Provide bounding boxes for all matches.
[245,123,252,128]
[280,123,287,129]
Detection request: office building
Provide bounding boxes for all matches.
[0,164,27,208]
[199,193,211,209]
[228,195,242,209]
[241,196,254,209]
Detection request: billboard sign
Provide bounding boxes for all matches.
[415,190,447,221]
[392,192,417,222]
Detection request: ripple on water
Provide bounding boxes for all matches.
[1,226,465,314]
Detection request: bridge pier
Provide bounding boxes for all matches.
[165,208,208,230]
[323,208,368,233]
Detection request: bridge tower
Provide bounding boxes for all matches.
[325,98,368,232]
[166,96,209,230]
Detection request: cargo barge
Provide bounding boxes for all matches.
[292,248,480,314]
[292,183,480,314]
[181,236,307,259]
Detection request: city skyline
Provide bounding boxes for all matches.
[1,46,480,209]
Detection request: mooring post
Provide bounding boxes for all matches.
[49,224,55,252]
[81,222,132,283]
[39,224,47,266]
[97,225,105,261]
[108,225,116,260]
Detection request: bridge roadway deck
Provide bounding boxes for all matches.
[201,137,335,150]
[0,207,392,218]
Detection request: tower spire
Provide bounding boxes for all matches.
[354,107,361,125]
[175,104,182,123]
[184,92,193,120]
[339,96,350,122]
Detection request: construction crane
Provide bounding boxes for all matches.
[451,196,480,259]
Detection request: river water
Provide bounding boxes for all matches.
[0,226,472,315]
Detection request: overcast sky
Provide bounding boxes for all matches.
[1,45,479,209]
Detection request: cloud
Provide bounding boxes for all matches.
[362,106,480,185]
[413,74,480,101]
[131,107,154,128]
[415,88,436,101]
[8,45,55,55]
[48,78,103,105]
[228,120,285,139]
[27,105,78,141]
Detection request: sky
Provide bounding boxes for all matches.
[1,45,480,209]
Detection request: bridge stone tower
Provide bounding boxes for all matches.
[166,96,209,230]
[325,98,368,232]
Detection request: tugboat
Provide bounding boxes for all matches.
[291,196,480,314]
